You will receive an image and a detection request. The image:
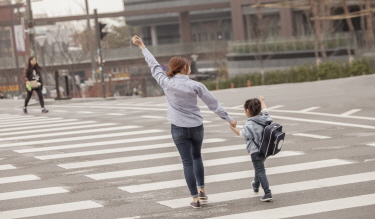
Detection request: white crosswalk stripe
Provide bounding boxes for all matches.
[0,123,116,140]
[14,135,173,153]
[0,117,63,126]
[85,151,303,180]
[0,201,103,219]
[0,127,157,148]
[33,138,226,160]
[0,164,16,171]
[206,193,375,219]
[0,118,75,129]
[0,121,96,136]
[0,187,69,201]
[0,119,78,132]
[121,159,354,194]
[0,175,40,184]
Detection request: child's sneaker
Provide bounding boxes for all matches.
[23,108,27,114]
[198,191,208,200]
[190,201,201,209]
[252,181,259,193]
[42,108,49,113]
[260,193,273,202]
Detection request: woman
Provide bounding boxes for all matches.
[23,56,48,114]
[132,36,237,208]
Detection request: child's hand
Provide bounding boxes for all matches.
[230,119,237,128]
[259,95,265,102]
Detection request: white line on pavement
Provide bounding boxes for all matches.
[14,135,172,153]
[0,119,78,132]
[86,151,303,180]
[0,127,149,148]
[0,164,16,171]
[0,201,103,219]
[367,143,375,147]
[0,187,69,201]
[77,111,94,114]
[121,159,353,194]
[267,105,284,110]
[0,125,130,142]
[299,107,320,112]
[0,118,69,129]
[0,122,104,137]
[106,113,126,116]
[34,139,226,160]
[141,116,164,119]
[292,133,331,139]
[0,117,62,126]
[57,144,244,168]
[206,193,375,219]
[341,109,362,116]
[0,175,40,184]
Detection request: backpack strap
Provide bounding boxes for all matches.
[251,138,261,150]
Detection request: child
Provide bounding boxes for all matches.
[230,95,273,202]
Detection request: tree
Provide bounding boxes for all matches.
[101,25,141,49]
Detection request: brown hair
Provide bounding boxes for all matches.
[244,98,261,117]
[167,56,190,77]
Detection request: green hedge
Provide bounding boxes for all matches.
[202,58,373,90]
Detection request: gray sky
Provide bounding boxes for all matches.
[32,0,124,17]
[32,0,125,28]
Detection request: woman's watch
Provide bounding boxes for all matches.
[139,45,146,50]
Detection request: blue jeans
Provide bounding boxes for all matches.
[251,152,271,194]
[171,124,204,197]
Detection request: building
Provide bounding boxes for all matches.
[123,0,362,46]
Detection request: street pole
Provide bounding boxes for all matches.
[8,0,22,96]
[26,0,36,56]
[94,9,106,98]
[85,0,97,79]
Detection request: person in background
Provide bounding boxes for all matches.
[132,35,237,209]
[23,56,48,114]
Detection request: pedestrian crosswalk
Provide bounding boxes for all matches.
[0,107,375,219]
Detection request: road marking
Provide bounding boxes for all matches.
[0,187,68,201]
[57,144,244,168]
[86,151,303,180]
[292,133,331,139]
[267,105,284,110]
[77,111,94,114]
[203,120,212,123]
[34,139,226,160]
[121,159,353,193]
[0,125,130,142]
[0,164,16,171]
[160,168,368,209]
[367,143,375,147]
[52,110,68,113]
[0,122,104,137]
[0,127,152,148]
[299,107,320,112]
[341,109,362,116]
[14,135,172,153]
[0,117,62,126]
[106,113,126,116]
[0,201,103,219]
[0,119,71,129]
[0,175,40,184]
[0,119,79,132]
[206,193,375,219]
[141,116,164,119]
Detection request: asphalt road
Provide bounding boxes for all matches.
[0,74,375,219]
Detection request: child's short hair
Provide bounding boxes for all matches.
[244,98,261,116]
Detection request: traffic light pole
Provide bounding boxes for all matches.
[26,0,36,56]
[94,9,106,98]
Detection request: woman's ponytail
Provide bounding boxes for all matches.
[167,56,190,78]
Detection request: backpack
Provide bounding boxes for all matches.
[252,121,285,158]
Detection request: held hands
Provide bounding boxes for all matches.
[132,35,144,48]
[229,119,237,128]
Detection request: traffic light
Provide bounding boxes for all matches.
[99,22,108,40]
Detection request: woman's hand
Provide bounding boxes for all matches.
[259,95,265,102]
[230,119,237,128]
[132,35,144,47]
